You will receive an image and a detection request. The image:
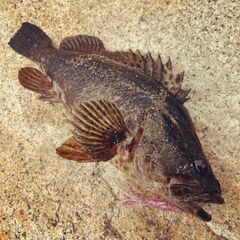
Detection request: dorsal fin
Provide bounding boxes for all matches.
[105,50,190,103]
[175,88,191,103]
[105,50,165,86]
[161,57,191,103]
[59,35,106,55]
[56,100,131,162]
[153,54,163,83]
[143,51,154,76]
[59,34,190,103]
[105,50,163,83]
[105,49,145,71]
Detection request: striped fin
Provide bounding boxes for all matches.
[56,100,131,162]
[59,35,106,55]
[18,67,58,101]
[56,136,92,162]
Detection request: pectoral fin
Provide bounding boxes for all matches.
[56,100,131,162]
[56,136,92,162]
[18,67,58,101]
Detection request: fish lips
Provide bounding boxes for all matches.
[170,183,224,204]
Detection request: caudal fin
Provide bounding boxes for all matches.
[8,22,52,60]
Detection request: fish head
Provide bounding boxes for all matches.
[142,99,224,221]
[151,147,224,205]
[165,156,224,204]
[155,153,224,221]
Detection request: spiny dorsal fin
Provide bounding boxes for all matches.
[165,57,172,71]
[105,49,145,70]
[59,35,106,55]
[59,33,190,103]
[153,54,163,83]
[175,88,191,103]
[143,51,154,76]
[57,100,131,162]
[106,50,190,103]
[18,67,58,101]
[105,50,163,84]
[105,50,163,85]
[161,58,191,103]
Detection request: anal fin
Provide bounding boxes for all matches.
[57,100,131,162]
[18,67,58,101]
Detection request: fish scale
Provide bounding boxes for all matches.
[8,22,224,222]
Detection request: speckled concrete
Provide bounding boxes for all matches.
[0,0,239,239]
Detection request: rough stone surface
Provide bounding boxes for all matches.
[1,0,239,239]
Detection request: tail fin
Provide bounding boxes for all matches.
[8,22,52,59]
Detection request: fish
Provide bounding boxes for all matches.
[8,22,224,222]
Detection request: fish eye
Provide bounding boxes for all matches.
[194,158,208,176]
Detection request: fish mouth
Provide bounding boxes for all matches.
[170,183,224,204]
[175,201,213,222]
[169,180,224,222]
[169,176,224,204]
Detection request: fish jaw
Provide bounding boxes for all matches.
[110,171,213,221]
[120,190,212,222]
[110,164,215,221]
[169,176,224,204]
[145,172,224,221]
[121,174,222,221]
[174,201,212,222]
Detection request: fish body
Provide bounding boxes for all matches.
[9,22,224,221]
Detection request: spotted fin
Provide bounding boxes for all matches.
[56,100,131,162]
[18,67,58,101]
[59,35,106,55]
[162,57,190,103]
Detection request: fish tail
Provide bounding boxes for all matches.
[8,22,52,60]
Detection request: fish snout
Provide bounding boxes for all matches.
[206,178,224,204]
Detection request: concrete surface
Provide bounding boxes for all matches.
[0,0,239,239]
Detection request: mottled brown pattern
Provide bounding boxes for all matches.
[8,22,224,222]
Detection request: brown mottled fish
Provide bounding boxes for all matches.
[8,22,224,222]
